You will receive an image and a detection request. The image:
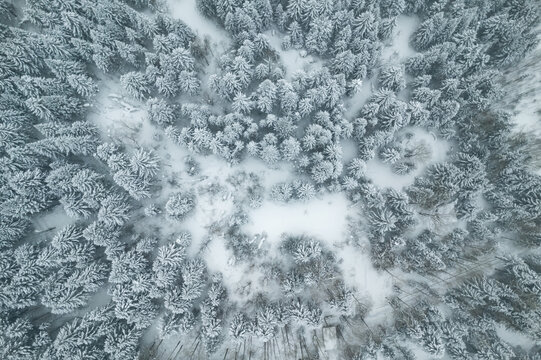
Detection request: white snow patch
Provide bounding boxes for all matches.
[505,28,541,175]
[88,78,152,148]
[510,73,541,142]
[340,139,358,163]
[228,158,296,189]
[165,0,229,47]
[243,191,394,309]
[163,156,297,255]
[495,324,536,350]
[337,245,393,310]
[510,55,541,140]
[506,24,541,141]
[365,159,413,190]
[381,15,419,63]
[514,104,541,138]
[31,205,74,234]
[243,192,350,248]
[183,186,236,256]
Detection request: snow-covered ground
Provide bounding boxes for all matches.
[177,163,394,308]
[31,205,74,233]
[87,76,152,147]
[508,23,541,138]
[502,26,541,175]
[505,27,541,174]
[340,139,358,163]
[244,192,350,247]
[496,324,537,351]
[514,96,541,138]
[509,63,541,139]
[164,0,229,47]
[181,157,295,255]
[381,15,419,63]
[203,235,265,303]
[337,244,393,309]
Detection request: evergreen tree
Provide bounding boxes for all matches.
[120,71,150,100]
[147,97,177,126]
[255,79,277,113]
[165,191,195,220]
[158,311,196,338]
[232,92,254,114]
[98,193,132,226]
[104,322,142,360]
[379,65,406,92]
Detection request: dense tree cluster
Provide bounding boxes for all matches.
[364,255,541,360]
[0,0,224,358]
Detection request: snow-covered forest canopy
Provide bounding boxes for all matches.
[1,0,540,359]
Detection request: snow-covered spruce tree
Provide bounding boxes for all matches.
[379,65,406,92]
[98,193,132,227]
[120,71,151,100]
[158,310,196,339]
[104,322,142,360]
[0,216,29,249]
[147,97,177,126]
[0,317,53,360]
[200,276,228,354]
[165,191,196,220]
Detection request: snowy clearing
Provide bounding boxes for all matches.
[202,235,265,304]
[381,15,419,63]
[243,192,350,247]
[88,77,152,147]
[243,192,394,310]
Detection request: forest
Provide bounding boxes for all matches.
[0,0,540,359]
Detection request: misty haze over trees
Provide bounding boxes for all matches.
[0,0,540,359]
